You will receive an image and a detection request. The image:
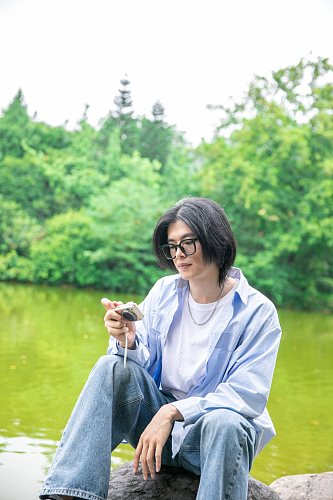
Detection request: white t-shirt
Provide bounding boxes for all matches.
[161,282,237,399]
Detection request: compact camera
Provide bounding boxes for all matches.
[114,302,144,322]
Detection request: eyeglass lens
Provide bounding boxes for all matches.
[162,238,197,259]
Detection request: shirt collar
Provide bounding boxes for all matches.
[229,267,249,305]
[174,276,188,290]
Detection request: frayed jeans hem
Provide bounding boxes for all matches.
[40,487,105,500]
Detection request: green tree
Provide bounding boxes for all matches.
[138,101,174,170]
[87,152,168,292]
[198,57,333,310]
[0,150,61,220]
[111,77,140,156]
[30,211,99,286]
[0,83,192,292]
[0,196,39,256]
[0,195,39,281]
[0,90,30,158]
[0,90,70,159]
[114,77,133,116]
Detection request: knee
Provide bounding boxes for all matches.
[94,354,144,381]
[89,355,136,393]
[201,409,247,442]
[199,410,256,468]
[96,354,119,366]
[91,354,124,379]
[95,354,118,369]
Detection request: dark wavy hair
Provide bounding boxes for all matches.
[153,197,237,286]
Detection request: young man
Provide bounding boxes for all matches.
[40,197,282,500]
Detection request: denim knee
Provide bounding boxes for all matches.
[89,354,127,385]
[95,353,118,369]
[92,354,150,389]
[93,354,128,376]
[201,409,250,442]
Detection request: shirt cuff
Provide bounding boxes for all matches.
[170,397,203,424]
[107,336,150,367]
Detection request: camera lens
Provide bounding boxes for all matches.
[122,311,137,321]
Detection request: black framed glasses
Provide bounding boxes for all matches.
[161,238,198,260]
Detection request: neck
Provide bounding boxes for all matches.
[188,274,236,304]
[189,277,223,304]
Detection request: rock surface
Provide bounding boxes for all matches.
[108,462,281,499]
[269,471,333,500]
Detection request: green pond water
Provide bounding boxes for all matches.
[0,283,332,499]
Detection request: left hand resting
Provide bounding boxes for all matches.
[133,404,183,480]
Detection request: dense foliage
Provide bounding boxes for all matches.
[197,58,333,310]
[0,83,194,294]
[0,59,332,310]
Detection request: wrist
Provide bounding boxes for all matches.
[118,336,136,350]
[164,403,184,422]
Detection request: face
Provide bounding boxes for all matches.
[167,220,219,284]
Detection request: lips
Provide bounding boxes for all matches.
[177,263,191,270]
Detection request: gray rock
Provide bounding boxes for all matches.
[269,471,333,500]
[108,461,281,499]
[247,476,281,500]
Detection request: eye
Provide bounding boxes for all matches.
[182,239,193,246]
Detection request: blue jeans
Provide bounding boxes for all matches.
[40,355,256,500]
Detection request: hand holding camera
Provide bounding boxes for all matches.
[101,299,144,367]
[114,302,144,322]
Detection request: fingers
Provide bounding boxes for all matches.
[133,408,174,480]
[104,316,129,344]
[103,307,126,330]
[107,323,128,335]
[102,301,136,349]
[101,297,112,310]
[140,443,150,480]
[101,299,136,335]
[133,431,166,479]
[100,298,123,311]
[104,310,125,325]
[133,440,142,474]
[155,444,162,473]
[103,302,127,326]
[134,440,157,480]
[147,446,158,479]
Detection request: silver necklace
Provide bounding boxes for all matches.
[187,286,224,326]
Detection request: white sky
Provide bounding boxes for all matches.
[0,0,332,145]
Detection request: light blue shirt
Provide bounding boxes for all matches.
[107,267,282,456]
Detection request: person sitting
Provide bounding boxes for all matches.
[40,197,282,500]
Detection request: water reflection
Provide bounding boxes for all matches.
[0,436,133,500]
[0,283,332,498]
[0,436,53,500]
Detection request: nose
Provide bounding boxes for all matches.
[175,245,186,258]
